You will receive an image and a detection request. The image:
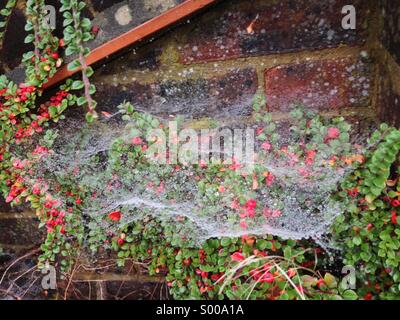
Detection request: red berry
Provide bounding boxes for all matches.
[364,292,373,300]
[317,279,325,289]
[391,199,400,207]
[211,274,220,281]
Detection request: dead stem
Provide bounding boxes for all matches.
[0,248,40,287]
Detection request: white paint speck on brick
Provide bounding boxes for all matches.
[115,5,132,26]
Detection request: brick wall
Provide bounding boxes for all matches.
[92,0,375,125]
[0,0,184,77]
[377,0,400,125]
[1,0,399,299]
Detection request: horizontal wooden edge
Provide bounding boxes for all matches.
[0,211,36,220]
[72,272,166,283]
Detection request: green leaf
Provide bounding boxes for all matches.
[65,46,77,56]
[353,237,362,246]
[77,97,86,106]
[71,80,84,90]
[89,84,96,95]
[324,273,338,289]
[86,111,98,123]
[81,18,91,29]
[24,34,35,44]
[85,66,94,77]
[63,18,73,27]
[67,59,81,71]
[342,290,358,300]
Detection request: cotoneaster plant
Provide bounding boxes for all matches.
[1,0,400,301]
[111,219,357,300]
[0,0,97,274]
[87,100,360,300]
[332,124,400,300]
[61,0,98,122]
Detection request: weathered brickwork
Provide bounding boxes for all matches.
[264,58,371,112]
[178,0,370,64]
[0,0,182,74]
[377,0,400,125]
[94,68,258,118]
[0,218,43,246]
[377,60,400,125]
[380,0,400,64]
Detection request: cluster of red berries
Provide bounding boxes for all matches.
[199,249,206,264]
[49,90,69,107]
[0,83,35,104]
[15,83,36,103]
[195,269,217,293]
[249,266,275,283]
[36,49,62,71]
[116,233,126,246]
[241,199,257,218]
[347,188,359,198]
[5,177,27,204]
[14,122,43,142]
[45,207,66,234]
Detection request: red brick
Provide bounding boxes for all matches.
[264,58,371,112]
[179,0,369,64]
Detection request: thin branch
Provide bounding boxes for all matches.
[0,248,40,287]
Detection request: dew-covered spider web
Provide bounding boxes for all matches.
[21,105,369,247]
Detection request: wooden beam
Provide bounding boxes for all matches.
[73,272,166,283]
[44,0,219,89]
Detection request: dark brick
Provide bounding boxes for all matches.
[178,0,369,64]
[0,218,44,245]
[381,0,400,64]
[378,67,400,126]
[0,197,12,213]
[0,9,31,70]
[264,58,371,112]
[97,46,162,76]
[91,0,126,12]
[94,68,258,119]
[87,0,182,54]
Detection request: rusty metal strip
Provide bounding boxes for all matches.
[44,0,219,89]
